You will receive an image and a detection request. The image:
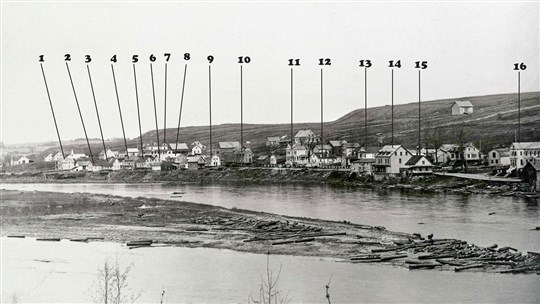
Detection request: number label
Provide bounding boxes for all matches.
[110,55,117,63]
[149,54,156,62]
[132,55,139,63]
[359,60,372,68]
[164,53,171,62]
[415,61,428,69]
[238,56,251,64]
[85,55,92,63]
[388,60,401,68]
[288,59,300,66]
[318,58,331,66]
[184,53,191,61]
[207,55,214,64]
[39,55,44,62]
[513,62,527,70]
[64,54,71,61]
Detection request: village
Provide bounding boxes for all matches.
[3,100,540,192]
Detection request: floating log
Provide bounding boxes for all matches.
[371,247,398,253]
[408,263,440,269]
[128,244,152,249]
[86,237,105,240]
[380,254,408,261]
[351,254,380,260]
[70,238,89,242]
[350,258,382,263]
[435,259,464,266]
[185,227,209,232]
[7,235,25,238]
[455,264,484,272]
[36,238,61,242]
[127,240,153,246]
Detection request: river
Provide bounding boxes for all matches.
[1,182,539,303]
[2,182,539,251]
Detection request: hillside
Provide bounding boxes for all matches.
[37,91,540,157]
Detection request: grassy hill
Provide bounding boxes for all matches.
[37,91,540,157]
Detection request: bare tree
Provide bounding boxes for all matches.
[325,275,332,304]
[90,257,141,304]
[451,124,472,172]
[248,253,292,304]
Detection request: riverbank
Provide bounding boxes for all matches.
[2,189,539,274]
[1,167,538,199]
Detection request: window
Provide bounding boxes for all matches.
[521,160,524,166]
[422,160,425,164]
[400,152,403,156]
[492,152,496,158]
[399,158,401,164]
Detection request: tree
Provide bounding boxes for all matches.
[248,253,292,304]
[89,257,141,304]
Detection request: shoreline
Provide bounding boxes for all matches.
[2,167,539,200]
[2,189,539,274]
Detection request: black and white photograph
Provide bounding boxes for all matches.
[1,0,539,303]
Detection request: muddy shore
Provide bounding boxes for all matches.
[1,189,539,274]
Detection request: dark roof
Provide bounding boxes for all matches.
[405,155,433,166]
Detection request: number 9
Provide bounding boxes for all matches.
[207,55,214,64]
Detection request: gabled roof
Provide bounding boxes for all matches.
[343,142,361,149]
[267,136,280,142]
[314,144,332,151]
[295,129,316,138]
[171,143,189,150]
[405,155,433,166]
[328,140,343,147]
[511,142,540,150]
[288,143,307,150]
[218,141,240,149]
[127,148,139,153]
[92,160,110,167]
[377,145,409,156]
[452,100,473,108]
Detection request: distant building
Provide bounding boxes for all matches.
[373,145,413,180]
[294,130,318,145]
[451,100,474,115]
[187,155,206,170]
[488,148,511,167]
[286,143,308,166]
[191,141,206,155]
[171,143,190,155]
[266,137,281,147]
[216,142,241,155]
[405,155,434,176]
[127,148,140,158]
[510,142,540,169]
[98,149,119,160]
[522,162,540,192]
[15,156,32,165]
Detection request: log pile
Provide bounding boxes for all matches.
[191,215,344,245]
[350,234,540,274]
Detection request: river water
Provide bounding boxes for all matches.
[2,183,539,251]
[1,182,539,303]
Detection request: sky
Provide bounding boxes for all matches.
[1,1,539,145]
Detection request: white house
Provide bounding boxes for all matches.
[127,148,140,158]
[111,158,123,171]
[510,142,540,169]
[171,143,190,155]
[488,148,511,167]
[57,158,75,170]
[451,100,474,115]
[405,155,434,176]
[436,143,482,164]
[285,143,309,166]
[191,141,206,155]
[44,153,54,162]
[266,137,281,147]
[98,149,118,160]
[209,155,222,167]
[66,149,88,161]
[294,130,318,145]
[73,160,91,171]
[15,156,31,165]
[373,145,413,179]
